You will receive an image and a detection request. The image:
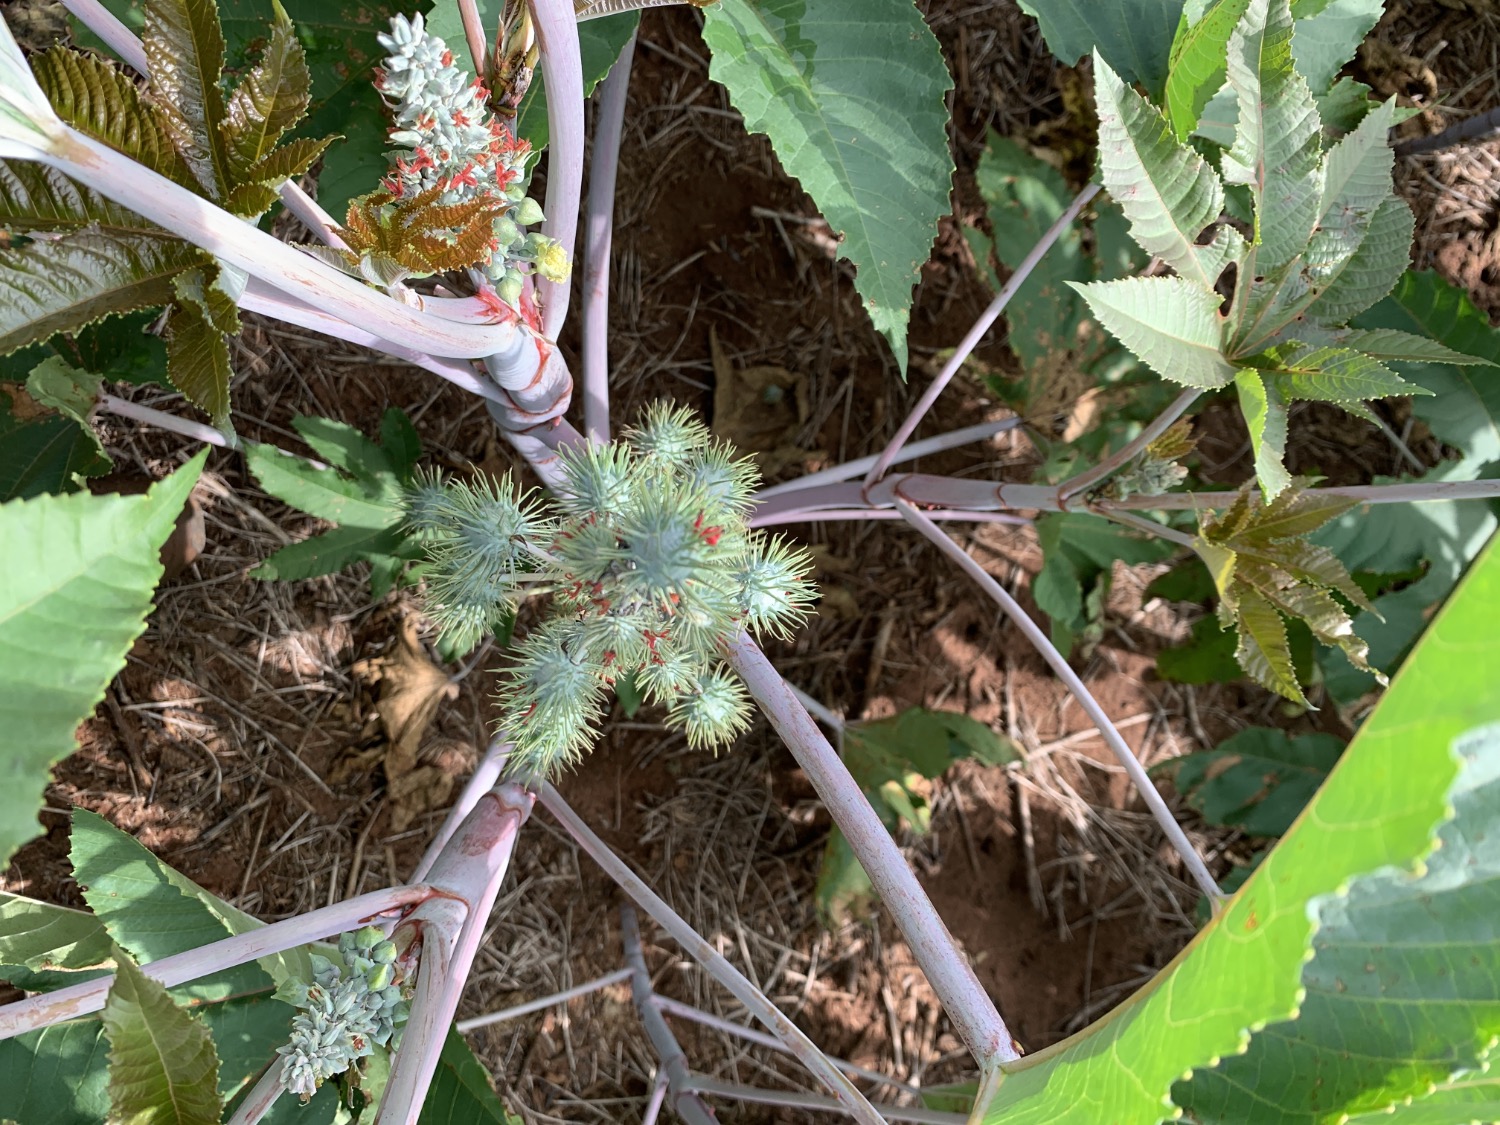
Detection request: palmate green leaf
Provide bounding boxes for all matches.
[1288,0,1384,92]
[102,953,222,1125]
[1234,368,1291,498]
[1255,340,1421,402]
[0,893,114,978]
[221,4,310,186]
[0,161,146,233]
[984,528,1498,1125]
[970,134,1091,373]
[1356,271,1500,473]
[0,1020,112,1124]
[416,1031,522,1125]
[0,228,202,357]
[1071,276,1236,388]
[247,434,405,524]
[1222,0,1323,276]
[1333,327,1496,366]
[1154,726,1343,837]
[1302,195,1414,325]
[254,523,410,582]
[1177,715,1500,1124]
[163,298,233,428]
[1346,1076,1500,1124]
[30,47,198,190]
[1310,99,1397,266]
[0,452,203,865]
[1092,55,1232,291]
[817,707,1019,923]
[1015,0,1185,99]
[143,0,232,200]
[0,388,112,502]
[703,0,954,374]
[71,809,312,996]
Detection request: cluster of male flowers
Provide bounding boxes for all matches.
[406,404,818,774]
[276,927,409,1099]
[374,13,568,304]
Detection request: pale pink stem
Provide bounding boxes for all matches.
[532,0,585,338]
[99,394,237,449]
[60,0,147,73]
[1103,508,1198,549]
[34,130,518,357]
[224,1065,284,1125]
[580,29,637,445]
[1100,478,1500,509]
[756,418,1021,501]
[0,886,430,1040]
[456,0,490,78]
[1057,388,1200,502]
[894,499,1223,902]
[641,1073,670,1125]
[410,740,511,883]
[863,183,1101,488]
[620,903,718,1125]
[537,782,886,1125]
[238,281,512,404]
[681,1076,966,1125]
[723,636,1019,1067]
[377,782,535,1125]
[750,507,1031,529]
[653,997,921,1098]
[455,967,633,1032]
[276,181,348,250]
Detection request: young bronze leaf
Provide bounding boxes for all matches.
[337,187,509,279]
[164,297,233,427]
[1194,484,1378,703]
[235,136,333,193]
[220,6,311,187]
[0,229,202,356]
[142,0,232,200]
[31,48,197,191]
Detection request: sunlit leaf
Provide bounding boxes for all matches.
[142,0,233,199]
[1071,276,1236,388]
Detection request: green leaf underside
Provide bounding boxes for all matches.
[984,532,1500,1124]
[1154,726,1342,836]
[1093,56,1229,291]
[245,441,403,527]
[103,954,222,1125]
[703,0,955,373]
[71,809,307,997]
[0,453,204,865]
[1222,0,1323,277]
[0,161,150,234]
[1017,0,1185,97]
[416,1031,521,1124]
[0,230,202,357]
[1072,276,1235,388]
[1178,717,1500,1123]
[165,266,239,425]
[0,391,111,502]
[142,0,233,200]
[0,893,114,976]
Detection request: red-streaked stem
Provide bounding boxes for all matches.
[724,635,1020,1067]
[455,967,633,1032]
[34,130,518,358]
[224,1064,284,1125]
[581,29,637,444]
[99,394,237,450]
[756,418,1022,501]
[620,903,718,1125]
[862,183,1101,488]
[750,507,1032,529]
[60,0,147,72]
[532,0,585,338]
[1056,388,1200,502]
[681,1076,967,1125]
[456,0,490,78]
[537,782,887,1125]
[238,281,512,405]
[653,996,921,1098]
[895,499,1223,903]
[377,782,535,1124]
[410,740,510,883]
[0,886,431,1040]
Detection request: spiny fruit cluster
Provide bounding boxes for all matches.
[373,13,567,303]
[276,927,409,1100]
[406,404,817,773]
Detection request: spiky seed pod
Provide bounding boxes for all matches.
[625,401,712,471]
[668,668,752,749]
[683,441,759,521]
[733,536,818,640]
[637,646,705,706]
[498,621,607,769]
[556,442,635,518]
[616,487,717,605]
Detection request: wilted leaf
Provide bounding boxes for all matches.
[354,617,459,779]
[24,356,109,470]
[709,327,816,476]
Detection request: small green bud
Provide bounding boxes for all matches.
[515,196,545,225]
[498,273,523,307]
[372,941,398,965]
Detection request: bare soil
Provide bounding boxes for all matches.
[5,0,1498,1120]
